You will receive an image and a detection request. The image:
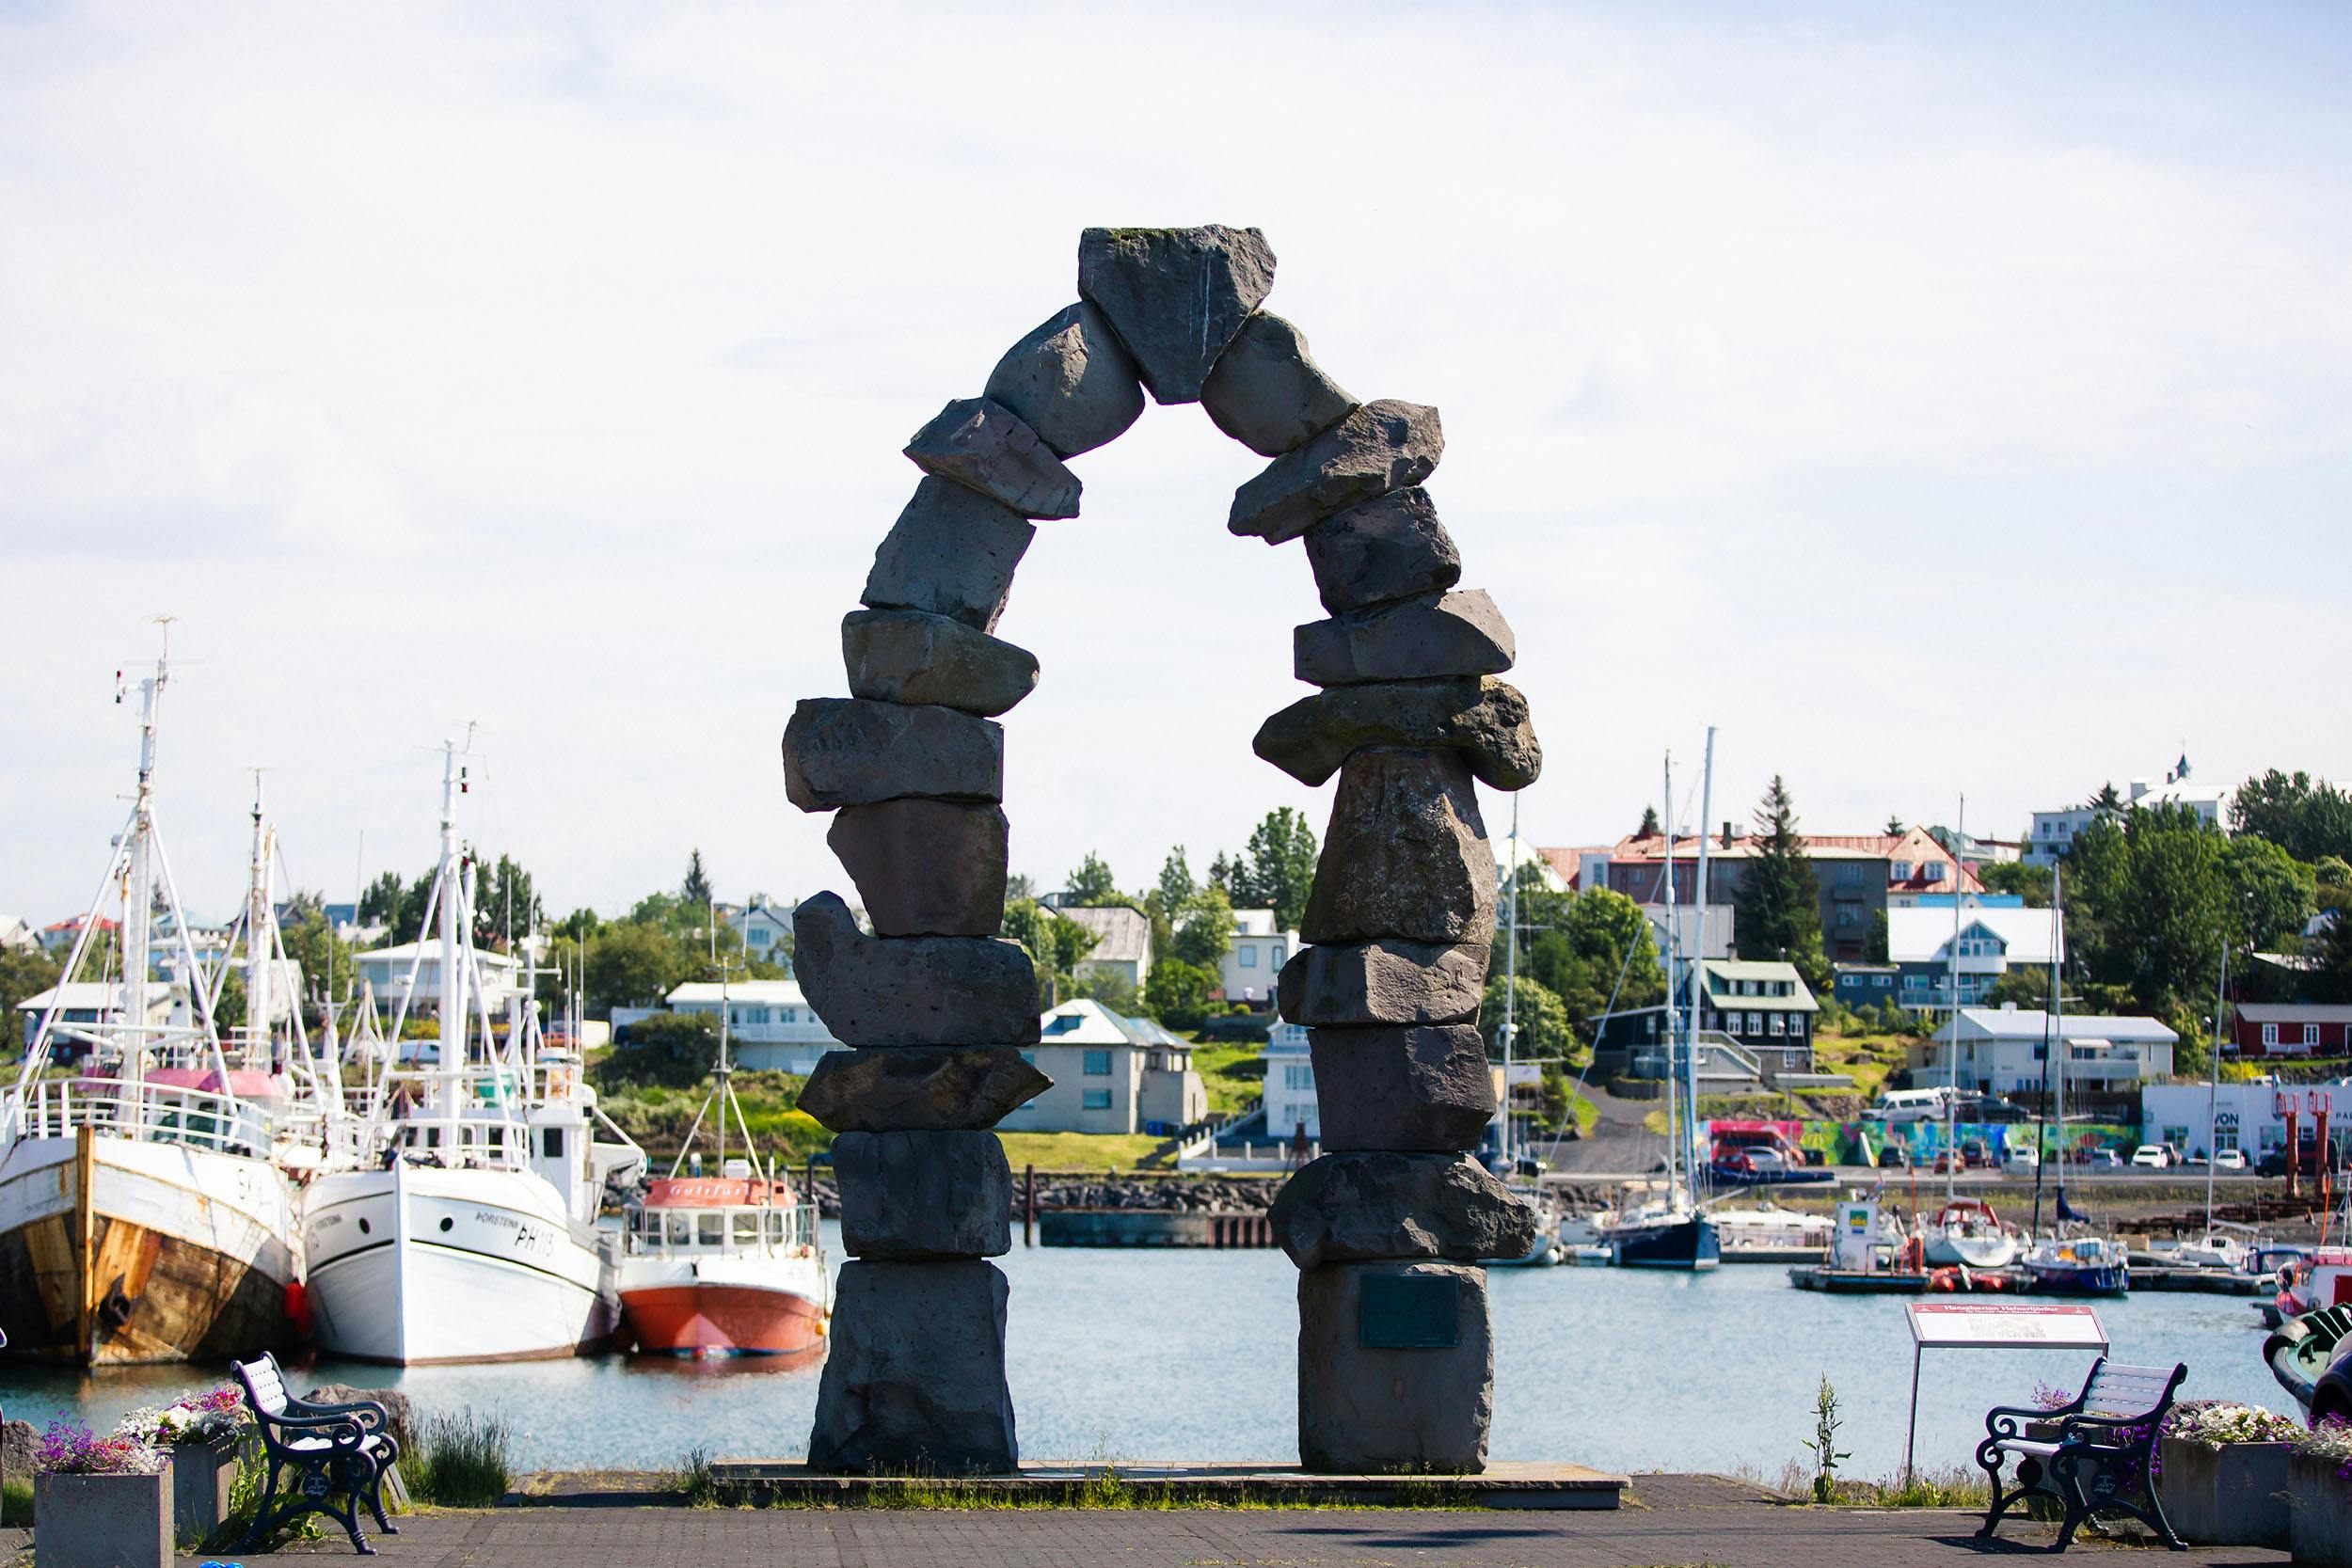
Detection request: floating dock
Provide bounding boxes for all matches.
[1789,1263,2269,1296]
[2130,1265,2269,1295]
[1037,1209,1275,1247]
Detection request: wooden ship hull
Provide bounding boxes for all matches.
[0,1126,300,1364]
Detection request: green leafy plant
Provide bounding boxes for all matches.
[1801,1374,1851,1502]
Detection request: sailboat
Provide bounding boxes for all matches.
[2145,942,2260,1275]
[614,954,830,1354]
[1607,736,1720,1270]
[2019,870,2128,1296]
[0,638,314,1362]
[301,741,645,1364]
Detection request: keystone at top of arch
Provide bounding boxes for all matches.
[1075,225,1276,404]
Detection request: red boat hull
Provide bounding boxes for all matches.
[619,1282,828,1356]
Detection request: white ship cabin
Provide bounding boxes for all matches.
[624,1168,819,1258]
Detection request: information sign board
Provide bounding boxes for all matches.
[1906,1302,2108,1350]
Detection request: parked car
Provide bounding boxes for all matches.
[2002,1145,2041,1171]
[2213,1148,2249,1172]
[2257,1140,2349,1178]
[2130,1145,2172,1169]
[1960,1137,1995,1168]
[2072,1148,2123,1168]
[1862,1088,1953,1125]
[1877,1142,1914,1169]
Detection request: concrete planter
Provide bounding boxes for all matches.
[2291,1451,2352,1567]
[33,1458,173,1568]
[169,1433,241,1549]
[2158,1437,2289,1548]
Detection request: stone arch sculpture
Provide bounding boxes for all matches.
[781,226,1543,1477]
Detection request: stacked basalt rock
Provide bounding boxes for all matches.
[780,223,1541,1478]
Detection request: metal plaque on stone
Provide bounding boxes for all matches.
[1358,1275,1456,1349]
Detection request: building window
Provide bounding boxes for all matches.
[1240,946,1258,968]
[2263,1023,2280,1046]
[1082,1089,1112,1110]
[1271,943,1286,969]
[2307,1024,2322,1046]
[1769,1014,1785,1036]
[1283,1065,1313,1091]
[1083,1050,1112,1075]
[542,1127,564,1159]
[1747,1011,1763,1035]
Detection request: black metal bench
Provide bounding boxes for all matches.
[231,1352,402,1556]
[1977,1356,2185,1551]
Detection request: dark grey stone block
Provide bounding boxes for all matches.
[828,799,1009,937]
[1228,400,1442,543]
[862,477,1037,633]
[807,1259,1018,1475]
[1308,1024,1497,1152]
[1300,750,1495,947]
[983,302,1146,458]
[1270,1152,1535,1269]
[781,699,1002,812]
[799,1047,1051,1133]
[1076,225,1275,404]
[1200,311,1356,456]
[1297,1260,1492,1474]
[1303,488,1461,615]
[835,1130,1013,1259]
[1254,676,1540,791]
[1276,939,1487,1027]
[793,892,1040,1047]
[842,609,1039,719]
[1294,590,1515,688]
[904,397,1082,519]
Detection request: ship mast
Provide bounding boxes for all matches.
[1685,727,1715,1200]
[1661,752,1679,1209]
[436,741,468,1156]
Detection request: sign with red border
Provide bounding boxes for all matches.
[1906,1301,2107,1349]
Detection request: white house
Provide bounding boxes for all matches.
[0,915,38,954]
[1884,905,2061,1010]
[619,978,841,1074]
[1913,1006,2177,1095]
[998,1000,1206,1135]
[1263,1020,1318,1141]
[1060,905,1152,992]
[1221,909,1295,1005]
[350,942,525,1020]
[722,899,795,969]
[16,981,181,1049]
[2024,755,2233,866]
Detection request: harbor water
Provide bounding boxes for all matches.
[1,1222,2284,1479]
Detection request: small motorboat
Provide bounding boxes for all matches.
[615,1165,829,1355]
[1708,1200,1835,1261]
[1921,1197,2028,1270]
[2021,1234,2130,1296]
[1606,1201,1721,1270]
[2142,1227,2255,1273]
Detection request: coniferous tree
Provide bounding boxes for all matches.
[1062,850,1120,905]
[1157,848,1196,913]
[1884,816,1906,836]
[1637,804,1661,839]
[1234,808,1320,931]
[681,849,713,907]
[1206,851,1235,892]
[1732,775,1828,988]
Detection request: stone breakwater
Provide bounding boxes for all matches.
[794,1175,1279,1220]
[775,223,1542,1476]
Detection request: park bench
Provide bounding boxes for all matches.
[231,1352,403,1556]
[1976,1356,2185,1551]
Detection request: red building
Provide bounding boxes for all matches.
[2232,1004,2352,1058]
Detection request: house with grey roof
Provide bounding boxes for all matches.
[1913,1005,2176,1094]
[1058,905,1152,992]
[998,999,1205,1135]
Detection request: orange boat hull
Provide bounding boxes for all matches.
[619,1281,828,1356]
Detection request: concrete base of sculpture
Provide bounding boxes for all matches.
[807,1259,1017,1475]
[1297,1259,1493,1474]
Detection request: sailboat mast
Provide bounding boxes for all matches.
[1947,796,1963,1203]
[246,772,274,1068]
[121,652,165,1101]
[1661,752,1679,1204]
[1685,727,1715,1196]
[2207,940,2228,1230]
[436,742,466,1156]
[1501,794,1518,1172]
[2052,867,2068,1227]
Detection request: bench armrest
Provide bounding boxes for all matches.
[1984,1401,2079,1436]
[253,1409,376,1449]
[286,1395,390,1430]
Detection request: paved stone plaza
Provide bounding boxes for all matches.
[4,1476,2281,1568]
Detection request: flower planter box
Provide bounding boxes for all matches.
[33,1458,173,1568]
[2158,1436,2290,1548]
[169,1433,240,1549]
[2292,1450,2352,1567]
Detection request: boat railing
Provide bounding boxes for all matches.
[0,1076,285,1157]
[622,1200,823,1259]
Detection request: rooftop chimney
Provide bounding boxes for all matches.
[2129,778,2151,802]
[1722,821,1735,847]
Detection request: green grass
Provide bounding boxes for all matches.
[1190,1039,1267,1116]
[1811,1030,1914,1099]
[598,1069,834,1166]
[993,1132,1166,1171]
[1737,1458,1988,1509]
[400,1408,515,1505]
[1,1476,28,1528]
[1565,1090,1599,1137]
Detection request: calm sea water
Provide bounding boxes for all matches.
[1,1222,2284,1480]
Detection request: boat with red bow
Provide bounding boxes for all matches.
[615,1168,828,1356]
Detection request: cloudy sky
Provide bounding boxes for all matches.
[4,1,2348,927]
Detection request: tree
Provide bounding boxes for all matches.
[1499,885,1664,1042]
[1170,884,1237,970]
[279,912,355,1012]
[0,946,62,1033]
[358,868,433,942]
[2234,769,2352,865]
[1062,850,1120,906]
[1206,851,1236,892]
[1004,873,1036,903]
[1142,958,1220,1030]
[2091,782,2125,814]
[1636,805,1661,839]
[603,1010,719,1088]
[1978,862,2053,907]
[1003,897,1098,1007]
[2313,911,2352,1006]
[681,849,713,908]
[1885,816,1906,836]
[2217,834,2316,954]
[471,854,539,950]
[1732,776,1828,988]
[583,923,698,1016]
[1234,808,1319,931]
[1479,974,1577,1066]
[2315,856,2352,896]
[1157,848,1196,914]
[1865,911,1889,965]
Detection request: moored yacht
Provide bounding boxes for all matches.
[1920,1197,2027,1269]
[302,742,643,1364]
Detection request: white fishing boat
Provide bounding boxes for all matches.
[1708,1200,1835,1261]
[1920,1197,2027,1269]
[302,741,644,1365]
[0,638,323,1362]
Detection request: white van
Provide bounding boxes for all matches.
[1862,1088,1953,1125]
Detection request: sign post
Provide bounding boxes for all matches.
[1902,1302,2107,1481]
